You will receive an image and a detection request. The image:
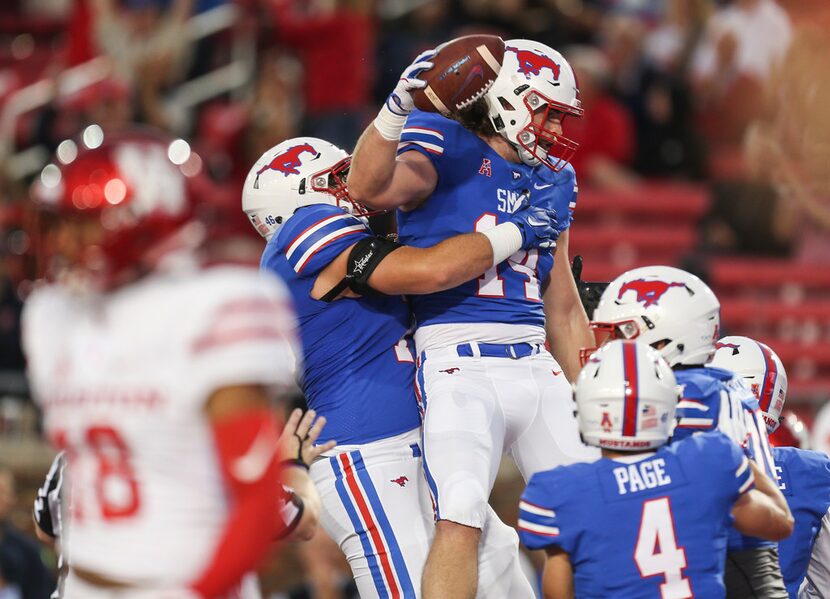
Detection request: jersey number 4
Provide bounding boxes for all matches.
[634,497,692,599]
[474,214,540,300]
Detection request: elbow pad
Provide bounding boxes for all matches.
[321,236,402,302]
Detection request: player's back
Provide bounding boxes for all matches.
[263,203,421,445]
[773,446,830,596]
[395,110,576,350]
[23,264,294,585]
[674,366,779,552]
[519,432,753,598]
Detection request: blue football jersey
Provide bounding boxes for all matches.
[773,446,830,598]
[519,432,755,599]
[672,366,778,551]
[395,110,577,331]
[261,204,421,445]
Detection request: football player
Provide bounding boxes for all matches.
[32,409,323,599]
[519,340,793,599]
[243,137,560,598]
[347,40,599,598]
[587,265,790,598]
[712,336,830,598]
[23,128,322,598]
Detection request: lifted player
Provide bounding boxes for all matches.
[519,340,793,599]
[348,40,598,598]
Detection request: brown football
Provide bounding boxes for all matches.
[412,35,505,115]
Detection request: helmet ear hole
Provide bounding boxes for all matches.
[498,96,514,110]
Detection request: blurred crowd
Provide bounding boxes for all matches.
[1,0,829,595]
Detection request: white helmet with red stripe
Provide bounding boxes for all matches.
[710,336,788,433]
[575,340,680,451]
[242,137,365,241]
[483,39,583,172]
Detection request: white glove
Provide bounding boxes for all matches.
[374,49,436,141]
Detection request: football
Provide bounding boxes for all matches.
[412,34,505,115]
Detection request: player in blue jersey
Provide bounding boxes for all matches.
[587,265,791,597]
[518,339,793,599]
[348,39,599,598]
[242,137,559,598]
[711,336,830,598]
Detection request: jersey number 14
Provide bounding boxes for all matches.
[634,497,692,599]
[474,214,540,300]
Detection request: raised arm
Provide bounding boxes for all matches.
[543,229,594,381]
[348,50,438,211]
[732,460,794,542]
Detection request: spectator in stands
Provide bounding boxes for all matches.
[741,19,830,264]
[691,0,791,145]
[269,0,375,150]
[0,467,54,599]
[565,46,638,189]
[643,0,711,77]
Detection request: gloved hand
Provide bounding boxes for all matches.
[386,49,436,116]
[374,49,436,140]
[508,200,559,251]
[571,255,610,319]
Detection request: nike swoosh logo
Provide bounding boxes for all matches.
[534,182,553,190]
[230,425,278,483]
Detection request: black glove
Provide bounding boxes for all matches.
[571,255,609,320]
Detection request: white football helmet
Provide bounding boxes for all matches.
[575,340,679,451]
[587,266,721,368]
[242,137,365,241]
[711,336,788,433]
[484,39,583,172]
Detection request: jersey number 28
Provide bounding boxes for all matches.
[634,497,692,599]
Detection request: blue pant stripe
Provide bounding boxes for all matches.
[350,450,416,597]
[329,456,389,598]
[416,357,441,520]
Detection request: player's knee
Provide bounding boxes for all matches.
[440,481,489,529]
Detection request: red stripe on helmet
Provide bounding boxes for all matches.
[622,342,639,437]
[756,342,778,413]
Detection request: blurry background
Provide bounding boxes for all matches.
[0,0,829,595]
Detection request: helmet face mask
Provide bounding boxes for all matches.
[484,40,583,172]
[586,266,721,368]
[243,138,371,242]
[575,340,680,451]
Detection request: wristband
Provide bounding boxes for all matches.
[280,458,310,471]
[481,222,523,267]
[373,101,408,141]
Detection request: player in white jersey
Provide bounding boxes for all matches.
[23,127,329,599]
[348,40,599,598]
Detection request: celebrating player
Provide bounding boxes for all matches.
[587,265,791,597]
[712,336,830,597]
[23,128,310,598]
[519,339,793,599]
[243,137,560,598]
[347,39,598,598]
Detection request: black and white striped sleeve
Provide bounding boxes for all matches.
[33,451,66,539]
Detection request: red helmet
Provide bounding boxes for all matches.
[30,126,203,289]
